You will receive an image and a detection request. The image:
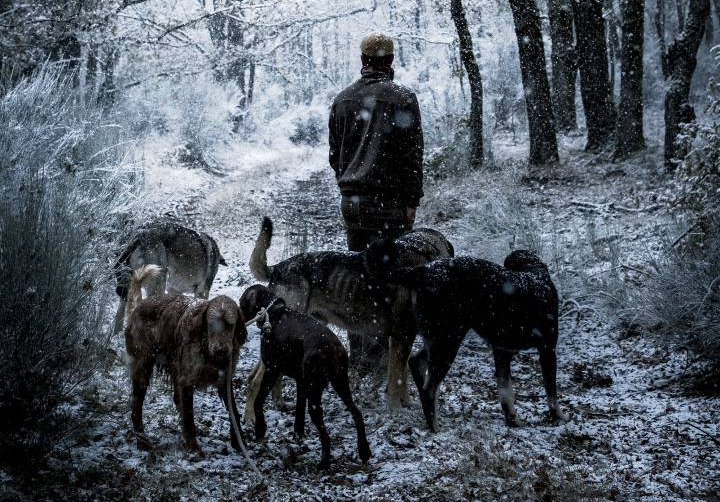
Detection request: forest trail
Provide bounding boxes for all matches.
[70,145,720,501]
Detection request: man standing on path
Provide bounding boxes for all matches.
[328,33,424,370]
[329,33,424,252]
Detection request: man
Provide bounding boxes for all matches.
[329,33,424,252]
[328,33,424,370]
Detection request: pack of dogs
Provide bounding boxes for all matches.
[115,217,568,471]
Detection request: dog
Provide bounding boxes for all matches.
[124,269,247,455]
[113,219,227,335]
[246,216,454,416]
[368,243,568,432]
[239,284,371,470]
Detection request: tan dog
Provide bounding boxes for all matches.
[124,279,248,455]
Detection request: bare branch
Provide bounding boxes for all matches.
[156,7,232,41]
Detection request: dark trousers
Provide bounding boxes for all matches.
[340,194,411,252]
[340,194,412,371]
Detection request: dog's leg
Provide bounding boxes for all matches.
[178,385,202,453]
[218,378,244,451]
[408,345,429,392]
[294,380,307,438]
[539,345,569,422]
[419,337,461,433]
[113,298,127,336]
[306,382,332,470]
[493,347,520,427]
[253,366,281,440]
[386,336,413,409]
[271,378,289,412]
[244,360,264,425]
[331,371,371,464]
[129,355,154,450]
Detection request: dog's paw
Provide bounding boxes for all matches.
[318,456,332,470]
[136,436,154,452]
[505,415,523,428]
[185,441,205,458]
[359,444,372,464]
[549,408,570,423]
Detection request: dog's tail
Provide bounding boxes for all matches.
[126,264,163,321]
[249,217,274,282]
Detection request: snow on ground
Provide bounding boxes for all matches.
[8,134,719,501]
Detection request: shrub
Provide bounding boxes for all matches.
[643,51,720,386]
[639,234,720,386]
[673,76,720,245]
[0,65,136,469]
[171,76,234,175]
[289,114,323,146]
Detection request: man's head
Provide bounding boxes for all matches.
[360,33,394,69]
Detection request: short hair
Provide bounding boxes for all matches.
[360,33,394,57]
[361,54,394,68]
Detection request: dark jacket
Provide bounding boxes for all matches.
[329,67,424,208]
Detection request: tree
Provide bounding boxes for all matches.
[655,0,670,78]
[547,0,577,132]
[664,0,711,166]
[450,0,484,168]
[615,0,646,158]
[509,0,559,165]
[573,0,616,151]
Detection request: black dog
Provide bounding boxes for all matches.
[239,284,371,469]
[368,243,568,432]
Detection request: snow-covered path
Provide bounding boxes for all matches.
[50,141,720,501]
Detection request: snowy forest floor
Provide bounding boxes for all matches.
[5,135,720,502]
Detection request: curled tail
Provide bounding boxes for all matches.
[249,217,274,282]
[126,264,163,320]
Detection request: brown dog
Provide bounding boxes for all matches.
[124,285,247,454]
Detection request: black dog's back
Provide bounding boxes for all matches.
[397,253,559,351]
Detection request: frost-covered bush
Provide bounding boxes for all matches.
[289,114,323,146]
[166,76,235,175]
[643,52,720,386]
[0,66,136,468]
[674,76,720,245]
[639,234,720,387]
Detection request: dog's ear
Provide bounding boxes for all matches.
[364,237,398,277]
[187,302,209,342]
[234,307,248,345]
[239,287,258,319]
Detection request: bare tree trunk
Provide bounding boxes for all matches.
[705,10,714,43]
[656,0,669,78]
[509,0,560,165]
[415,0,424,51]
[547,0,577,131]
[606,0,621,95]
[573,0,616,150]
[247,59,255,105]
[615,0,646,158]
[664,0,710,166]
[98,47,117,111]
[676,0,687,29]
[450,0,484,168]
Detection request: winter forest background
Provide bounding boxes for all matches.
[1,0,719,500]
